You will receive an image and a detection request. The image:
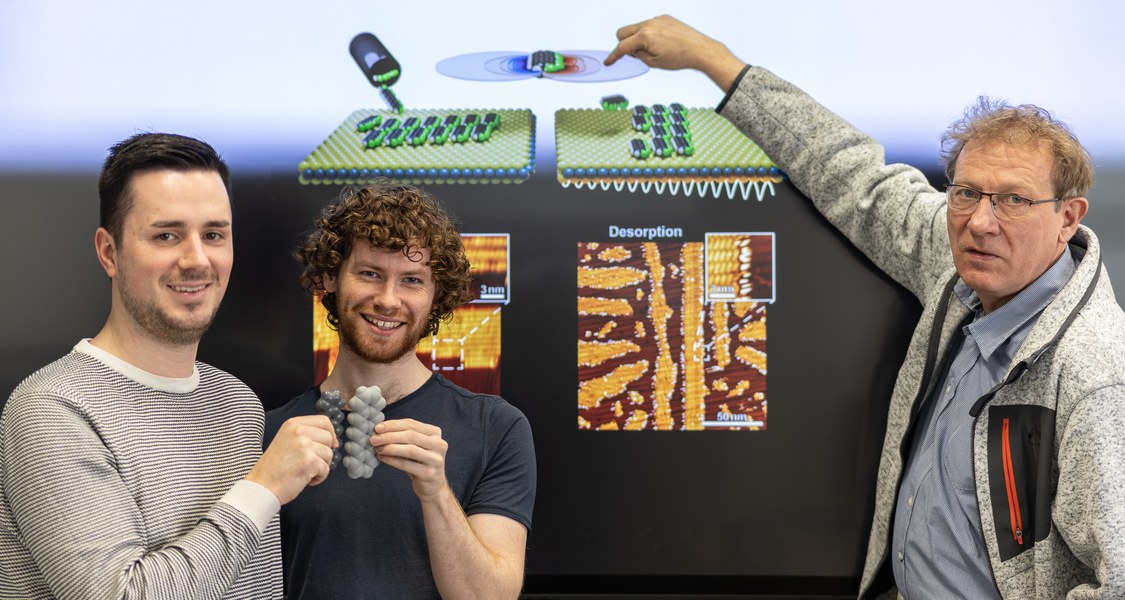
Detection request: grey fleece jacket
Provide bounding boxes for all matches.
[719,66,1125,599]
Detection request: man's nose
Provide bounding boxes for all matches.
[179,236,210,269]
[374,282,402,309]
[966,194,1000,234]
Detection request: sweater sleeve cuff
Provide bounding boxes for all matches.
[716,64,753,114]
[220,480,281,534]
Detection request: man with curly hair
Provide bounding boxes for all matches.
[264,182,536,600]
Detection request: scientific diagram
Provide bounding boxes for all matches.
[297,32,782,198]
[556,104,782,201]
[577,234,774,431]
[299,33,537,186]
[299,108,536,185]
[435,49,647,83]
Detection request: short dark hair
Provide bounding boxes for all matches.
[98,133,231,242]
[295,182,473,337]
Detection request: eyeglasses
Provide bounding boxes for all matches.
[944,184,1064,220]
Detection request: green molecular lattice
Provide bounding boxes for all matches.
[555,107,780,184]
[299,108,536,185]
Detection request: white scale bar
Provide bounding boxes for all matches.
[701,420,765,428]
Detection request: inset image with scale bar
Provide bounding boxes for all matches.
[577,236,773,431]
[705,232,775,302]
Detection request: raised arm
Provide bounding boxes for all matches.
[718,66,950,300]
[605,15,746,93]
[609,15,952,300]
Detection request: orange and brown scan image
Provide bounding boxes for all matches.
[577,235,772,431]
[313,234,508,394]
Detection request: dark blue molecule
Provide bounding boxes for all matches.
[689,167,699,175]
[677,167,687,176]
[723,167,733,175]
[700,167,710,176]
[484,168,495,178]
[439,168,449,178]
[655,168,665,176]
[642,167,653,176]
[394,168,404,178]
[518,168,529,178]
[405,168,415,178]
[472,168,483,178]
[303,169,313,179]
[349,168,359,179]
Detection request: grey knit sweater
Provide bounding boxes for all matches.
[720,66,1125,599]
[1,341,283,599]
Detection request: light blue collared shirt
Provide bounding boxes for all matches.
[891,247,1077,599]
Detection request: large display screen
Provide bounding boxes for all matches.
[3,1,1124,596]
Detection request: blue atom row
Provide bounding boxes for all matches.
[561,165,781,178]
[303,165,533,181]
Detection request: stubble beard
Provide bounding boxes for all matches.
[118,270,220,346]
[338,309,428,365]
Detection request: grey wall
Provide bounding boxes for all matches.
[1088,167,1125,280]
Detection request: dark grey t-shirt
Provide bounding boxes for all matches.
[264,373,536,599]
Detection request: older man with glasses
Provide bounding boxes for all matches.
[606,15,1125,600]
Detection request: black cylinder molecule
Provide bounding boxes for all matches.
[350,33,401,89]
[350,33,404,112]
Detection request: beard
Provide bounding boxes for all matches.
[118,270,220,346]
[337,309,428,364]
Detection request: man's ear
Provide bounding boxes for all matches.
[321,272,338,294]
[94,227,119,278]
[1059,197,1089,243]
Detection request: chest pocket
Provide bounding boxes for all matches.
[986,404,1056,561]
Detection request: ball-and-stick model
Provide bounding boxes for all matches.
[314,390,346,469]
[315,386,387,478]
[343,385,386,479]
